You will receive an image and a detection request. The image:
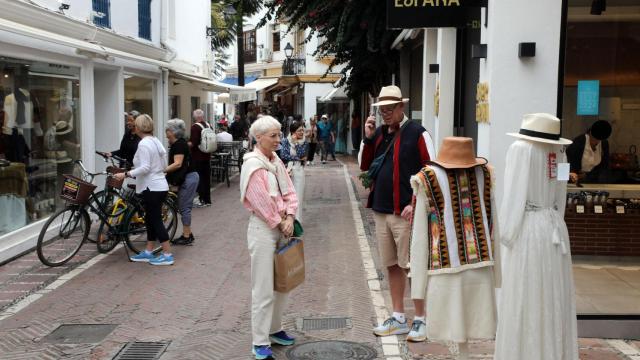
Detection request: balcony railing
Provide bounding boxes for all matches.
[282,58,306,75]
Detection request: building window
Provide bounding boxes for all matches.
[125,76,154,119]
[272,25,280,52]
[0,58,82,236]
[169,96,179,119]
[191,96,200,115]
[138,0,152,40]
[243,29,257,63]
[92,0,111,28]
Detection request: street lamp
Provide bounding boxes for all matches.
[284,42,294,60]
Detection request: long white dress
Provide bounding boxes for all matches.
[494,139,578,360]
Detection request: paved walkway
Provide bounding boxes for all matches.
[0,156,638,359]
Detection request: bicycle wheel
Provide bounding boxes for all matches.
[86,189,125,243]
[37,206,90,267]
[95,200,128,253]
[125,200,177,254]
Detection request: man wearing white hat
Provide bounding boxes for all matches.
[360,85,435,341]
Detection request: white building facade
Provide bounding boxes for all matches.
[0,0,248,263]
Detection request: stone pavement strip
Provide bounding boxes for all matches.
[0,162,384,359]
[0,156,638,359]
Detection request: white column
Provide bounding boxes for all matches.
[421,28,438,139]
[480,0,563,203]
[80,60,96,172]
[435,28,457,152]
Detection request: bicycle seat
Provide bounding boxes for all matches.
[127,184,136,190]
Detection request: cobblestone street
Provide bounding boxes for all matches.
[0,157,638,359]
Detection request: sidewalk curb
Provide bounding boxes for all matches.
[342,164,404,359]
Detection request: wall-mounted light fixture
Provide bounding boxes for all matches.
[471,44,487,59]
[519,42,536,58]
[429,64,440,74]
[284,42,294,60]
[591,0,606,15]
[58,0,70,12]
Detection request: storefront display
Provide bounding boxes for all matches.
[0,57,81,236]
[125,76,154,118]
[560,0,640,318]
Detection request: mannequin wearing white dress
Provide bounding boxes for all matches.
[495,114,578,360]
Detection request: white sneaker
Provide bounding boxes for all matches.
[373,317,410,337]
[406,319,427,342]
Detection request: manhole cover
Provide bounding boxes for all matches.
[298,317,351,331]
[43,324,117,344]
[286,341,377,360]
[112,341,170,360]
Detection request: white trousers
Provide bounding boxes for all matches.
[247,215,289,345]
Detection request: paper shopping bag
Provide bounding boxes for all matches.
[274,237,305,293]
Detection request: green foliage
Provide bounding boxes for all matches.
[358,172,373,190]
[260,0,401,100]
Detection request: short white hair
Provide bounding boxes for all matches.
[166,118,186,138]
[192,109,204,120]
[249,116,281,138]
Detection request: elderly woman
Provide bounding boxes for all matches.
[113,114,174,266]
[280,121,308,221]
[165,119,199,246]
[240,116,298,360]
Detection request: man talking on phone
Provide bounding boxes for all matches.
[359,85,435,342]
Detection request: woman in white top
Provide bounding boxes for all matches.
[113,114,174,265]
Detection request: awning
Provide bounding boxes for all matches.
[0,17,170,68]
[220,75,259,86]
[319,86,347,102]
[170,71,256,102]
[245,77,279,92]
[215,93,231,104]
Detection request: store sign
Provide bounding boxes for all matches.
[577,80,600,116]
[387,0,487,29]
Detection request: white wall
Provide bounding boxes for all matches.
[478,0,563,203]
[165,0,211,75]
[29,0,161,45]
[304,83,333,120]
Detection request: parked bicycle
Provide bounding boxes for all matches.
[36,152,177,267]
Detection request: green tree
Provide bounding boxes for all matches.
[260,0,401,99]
[210,0,262,78]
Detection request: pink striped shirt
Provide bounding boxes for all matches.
[243,169,299,229]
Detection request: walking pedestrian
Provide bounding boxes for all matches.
[280,121,308,222]
[351,111,362,155]
[359,85,435,341]
[165,119,199,246]
[318,114,333,164]
[189,109,212,207]
[306,115,318,165]
[113,114,174,265]
[240,115,298,360]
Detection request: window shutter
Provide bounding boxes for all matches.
[138,0,152,40]
[92,0,111,28]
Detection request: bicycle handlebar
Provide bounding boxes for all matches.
[95,151,131,167]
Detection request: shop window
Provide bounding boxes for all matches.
[0,58,81,236]
[92,0,111,28]
[138,0,152,41]
[169,95,179,119]
[243,29,257,63]
[190,96,200,115]
[125,76,154,119]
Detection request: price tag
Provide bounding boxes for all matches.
[594,205,603,214]
[548,153,557,179]
[616,205,626,214]
[557,163,570,181]
[576,205,585,214]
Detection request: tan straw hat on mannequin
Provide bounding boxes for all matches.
[507,113,572,145]
[431,137,487,169]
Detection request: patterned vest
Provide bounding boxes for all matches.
[412,164,495,273]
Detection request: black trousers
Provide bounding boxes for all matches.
[193,159,211,204]
[142,190,169,243]
[307,143,317,162]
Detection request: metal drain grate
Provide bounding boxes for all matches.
[112,341,170,360]
[298,317,351,331]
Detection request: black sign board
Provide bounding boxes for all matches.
[387,0,487,29]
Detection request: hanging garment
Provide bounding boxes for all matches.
[410,164,499,343]
[494,139,578,360]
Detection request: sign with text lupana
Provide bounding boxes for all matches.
[387,0,487,29]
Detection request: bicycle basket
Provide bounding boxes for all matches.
[106,166,125,189]
[60,174,96,205]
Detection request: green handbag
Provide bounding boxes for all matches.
[293,219,304,237]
